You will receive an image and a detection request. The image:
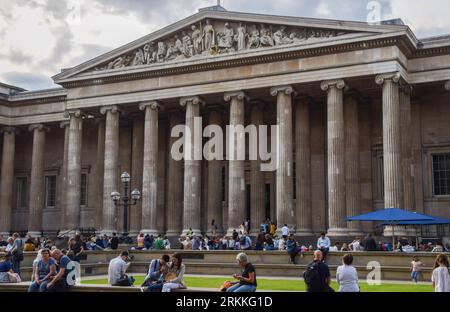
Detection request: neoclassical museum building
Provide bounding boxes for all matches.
[1,6,450,239]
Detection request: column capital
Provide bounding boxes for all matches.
[180,96,204,107]
[320,79,346,92]
[28,124,50,133]
[139,100,164,111]
[445,81,450,91]
[270,85,296,97]
[63,109,84,119]
[59,121,70,129]
[1,126,18,135]
[375,72,401,85]
[224,91,249,102]
[100,105,121,115]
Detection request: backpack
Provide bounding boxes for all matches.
[303,262,322,290]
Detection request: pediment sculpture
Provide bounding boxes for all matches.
[91,19,350,72]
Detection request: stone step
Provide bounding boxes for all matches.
[16,260,431,282]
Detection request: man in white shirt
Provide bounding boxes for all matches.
[108,251,132,286]
[317,233,331,261]
[281,224,290,240]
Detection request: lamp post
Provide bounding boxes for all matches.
[111,172,141,243]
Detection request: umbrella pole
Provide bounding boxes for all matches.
[392,224,395,251]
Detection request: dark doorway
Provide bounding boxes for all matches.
[265,184,271,221]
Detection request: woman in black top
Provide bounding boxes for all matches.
[226,253,257,292]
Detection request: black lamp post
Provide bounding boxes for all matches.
[111,172,141,243]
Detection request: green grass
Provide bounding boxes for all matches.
[81,276,433,292]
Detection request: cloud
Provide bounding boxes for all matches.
[386,0,450,38]
[0,71,58,90]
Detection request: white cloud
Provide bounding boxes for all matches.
[316,1,332,17]
[386,0,450,37]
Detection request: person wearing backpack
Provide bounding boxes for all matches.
[303,250,333,292]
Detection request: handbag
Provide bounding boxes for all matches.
[7,272,21,283]
[220,280,237,292]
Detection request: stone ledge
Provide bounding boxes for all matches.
[0,282,216,293]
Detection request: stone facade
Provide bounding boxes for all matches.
[1,8,450,238]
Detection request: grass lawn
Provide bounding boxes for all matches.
[81,276,433,292]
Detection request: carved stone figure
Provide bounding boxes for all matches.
[203,19,215,52]
[174,35,183,54]
[181,31,193,58]
[191,25,202,55]
[273,26,293,45]
[108,55,131,69]
[247,24,260,49]
[289,31,306,43]
[156,41,166,62]
[143,42,156,64]
[132,49,145,66]
[165,36,182,61]
[217,22,234,52]
[260,24,274,47]
[235,22,247,51]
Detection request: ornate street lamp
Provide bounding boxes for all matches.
[111,172,141,243]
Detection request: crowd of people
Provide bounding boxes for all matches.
[1,228,450,292]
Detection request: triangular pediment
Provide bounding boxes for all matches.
[53,9,409,83]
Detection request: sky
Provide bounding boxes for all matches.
[1,0,450,91]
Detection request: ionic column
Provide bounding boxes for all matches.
[270,85,295,232]
[376,73,403,209]
[166,113,184,238]
[250,103,266,235]
[100,105,120,235]
[180,96,204,236]
[95,120,105,231]
[295,97,313,236]
[321,79,348,236]
[27,124,48,237]
[400,84,415,211]
[59,121,70,231]
[63,110,83,232]
[139,101,162,235]
[206,109,224,236]
[344,94,363,235]
[0,127,17,236]
[224,91,247,236]
[130,116,144,236]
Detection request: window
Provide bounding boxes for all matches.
[45,175,57,208]
[432,154,450,196]
[16,177,27,209]
[80,173,88,206]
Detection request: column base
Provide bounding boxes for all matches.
[347,230,365,237]
[383,226,409,237]
[140,229,160,236]
[165,230,181,238]
[0,232,11,237]
[206,229,224,237]
[128,231,140,238]
[101,229,119,237]
[27,231,43,238]
[295,229,315,237]
[326,228,350,237]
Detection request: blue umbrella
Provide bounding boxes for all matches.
[346,208,435,248]
[346,208,434,222]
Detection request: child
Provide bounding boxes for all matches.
[411,256,424,283]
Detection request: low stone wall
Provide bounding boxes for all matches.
[2,250,446,281]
